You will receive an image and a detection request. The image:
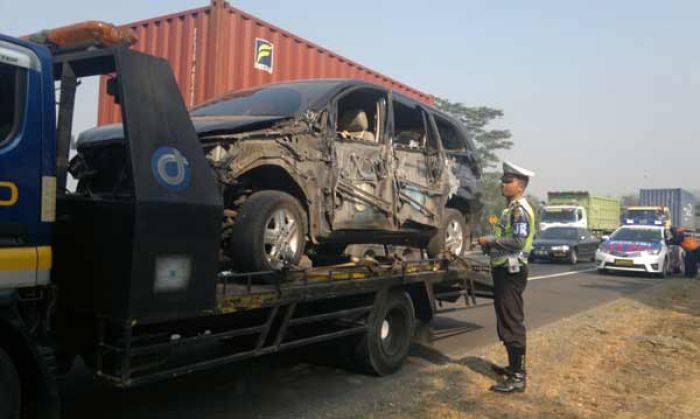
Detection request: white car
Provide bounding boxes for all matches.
[595,225,679,277]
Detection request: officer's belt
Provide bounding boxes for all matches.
[490,250,530,259]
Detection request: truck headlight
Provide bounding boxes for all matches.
[551,245,570,251]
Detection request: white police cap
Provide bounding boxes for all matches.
[503,160,535,179]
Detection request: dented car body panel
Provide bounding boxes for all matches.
[74,79,482,252]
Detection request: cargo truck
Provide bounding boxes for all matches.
[635,188,697,231]
[540,191,620,235]
[0,23,489,418]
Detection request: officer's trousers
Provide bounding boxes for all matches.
[492,265,528,351]
[684,248,700,278]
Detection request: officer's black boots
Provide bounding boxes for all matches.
[491,346,521,376]
[490,371,527,393]
[490,347,526,393]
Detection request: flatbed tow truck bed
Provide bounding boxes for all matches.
[94,256,492,387]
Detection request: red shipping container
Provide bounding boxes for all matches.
[97,0,434,125]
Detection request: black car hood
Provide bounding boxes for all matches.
[76,115,289,149]
[533,238,579,247]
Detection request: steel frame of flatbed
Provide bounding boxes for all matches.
[94,257,491,387]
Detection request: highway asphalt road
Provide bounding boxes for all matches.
[59,262,664,418]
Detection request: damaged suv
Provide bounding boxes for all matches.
[73,79,482,272]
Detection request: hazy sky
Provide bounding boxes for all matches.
[2,0,699,198]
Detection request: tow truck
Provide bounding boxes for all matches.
[0,22,490,418]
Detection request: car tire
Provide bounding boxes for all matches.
[597,268,607,275]
[657,257,671,279]
[426,209,468,258]
[354,289,415,376]
[229,190,307,273]
[569,249,578,265]
[0,347,21,419]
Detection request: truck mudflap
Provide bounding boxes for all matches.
[90,256,491,387]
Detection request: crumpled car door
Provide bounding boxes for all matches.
[331,98,394,231]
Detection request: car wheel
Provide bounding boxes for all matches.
[657,257,671,279]
[354,289,415,376]
[0,348,21,419]
[229,190,307,273]
[569,248,578,265]
[597,268,607,275]
[426,209,467,258]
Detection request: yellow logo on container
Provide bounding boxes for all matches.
[254,38,274,73]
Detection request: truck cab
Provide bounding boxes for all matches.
[0,34,55,286]
[622,206,671,229]
[539,205,587,231]
[1,33,59,419]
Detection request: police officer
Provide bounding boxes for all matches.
[477,160,535,393]
[668,227,699,278]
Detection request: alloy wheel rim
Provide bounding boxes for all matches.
[263,208,300,268]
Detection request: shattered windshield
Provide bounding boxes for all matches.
[541,209,576,222]
[191,81,338,118]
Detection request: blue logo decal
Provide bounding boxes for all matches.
[151,146,191,191]
[254,38,274,73]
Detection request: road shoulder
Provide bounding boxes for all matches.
[316,278,700,418]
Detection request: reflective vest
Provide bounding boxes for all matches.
[681,236,699,252]
[491,197,536,267]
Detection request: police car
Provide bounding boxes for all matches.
[595,225,679,277]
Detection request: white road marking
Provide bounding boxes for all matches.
[528,267,597,281]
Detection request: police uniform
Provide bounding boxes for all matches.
[669,227,700,278]
[484,161,535,393]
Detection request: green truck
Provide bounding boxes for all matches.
[540,191,621,235]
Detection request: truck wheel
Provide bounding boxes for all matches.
[569,249,578,265]
[427,209,467,258]
[355,289,415,376]
[0,348,21,419]
[229,191,307,273]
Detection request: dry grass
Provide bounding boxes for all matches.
[323,279,700,418]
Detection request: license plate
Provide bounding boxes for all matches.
[614,259,634,266]
[536,250,547,255]
[553,251,565,257]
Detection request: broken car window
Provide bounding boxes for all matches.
[392,99,425,149]
[434,116,467,150]
[336,88,386,143]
